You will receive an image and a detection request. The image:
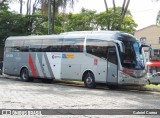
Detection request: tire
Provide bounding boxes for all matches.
[147,80,150,85]
[20,68,33,82]
[84,72,96,88]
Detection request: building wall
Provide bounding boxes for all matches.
[134,25,160,73]
[134,25,160,49]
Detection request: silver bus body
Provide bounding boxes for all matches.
[3,31,148,87]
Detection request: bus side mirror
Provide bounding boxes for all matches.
[149,48,154,58]
[139,44,150,54]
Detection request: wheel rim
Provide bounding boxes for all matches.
[22,70,28,80]
[86,76,92,85]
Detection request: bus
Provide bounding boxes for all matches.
[3,31,149,88]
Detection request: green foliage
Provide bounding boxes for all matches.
[0,0,9,11]
[0,6,137,45]
[63,8,97,31]
[0,10,28,44]
[96,7,137,34]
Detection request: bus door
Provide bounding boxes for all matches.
[107,47,118,85]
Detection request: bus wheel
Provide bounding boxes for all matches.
[84,72,96,88]
[147,80,150,85]
[20,68,33,82]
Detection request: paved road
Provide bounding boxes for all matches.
[0,76,160,117]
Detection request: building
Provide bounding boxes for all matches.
[134,25,160,74]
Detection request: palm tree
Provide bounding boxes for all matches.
[156,10,160,26]
[103,0,130,30]
[41,0,76,34]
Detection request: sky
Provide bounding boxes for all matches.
[9,0,160,30]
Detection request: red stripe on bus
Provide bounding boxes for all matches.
[28,54,38,78]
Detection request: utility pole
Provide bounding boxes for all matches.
[48,0,51,34]
[51,0,55,34]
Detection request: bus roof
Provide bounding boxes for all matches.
[60,30,121,34]
[6,30,135,42]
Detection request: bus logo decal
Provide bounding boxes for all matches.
[28,54,38,78]
[52,54,61,59]
[62,54,74,59]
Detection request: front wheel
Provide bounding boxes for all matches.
[84,72,96,88]
[20,68,33,82]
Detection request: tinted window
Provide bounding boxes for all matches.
[29,39,42,52]
[5,40,24,52]
[41,39,62,52]
[108,48,118,65]
[86,39,110,59]
[62,38,84,52]
[21,39,30,52]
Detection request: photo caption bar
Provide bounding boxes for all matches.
[0,109,160,116]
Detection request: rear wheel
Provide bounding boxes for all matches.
[147,80,150,85]
[84,72,96,88]
[20,68,34,82]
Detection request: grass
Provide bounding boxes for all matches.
[144,84,160,90]
[57,80,160,91]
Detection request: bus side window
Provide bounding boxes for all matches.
[86,39,109,59]
[62,38,84,52]
[108,47,118,65]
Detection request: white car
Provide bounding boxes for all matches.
[147,72,160,85]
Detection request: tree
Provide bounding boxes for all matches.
[96,7,137,34]
[63,8,96,31]
[19,0,23,14]
[40,0,77,34]
[156,11,160,26]
[103,0,131,30]
[0,0,9,11]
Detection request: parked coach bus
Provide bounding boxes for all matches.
[3,31,149,88]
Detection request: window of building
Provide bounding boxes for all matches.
[140,37,146,43]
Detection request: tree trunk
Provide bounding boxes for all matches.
[121,0,126,16]
[19,0,23,14]
[51,0,55,34]
[104,0,110,30]
[32,0,39,14]
[104,0,108,13]
[121,0,130,23]
[26,0,31,15]
[48,0,51,34]
[112,0,116,13]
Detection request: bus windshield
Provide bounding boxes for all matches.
[120,40,145,70]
